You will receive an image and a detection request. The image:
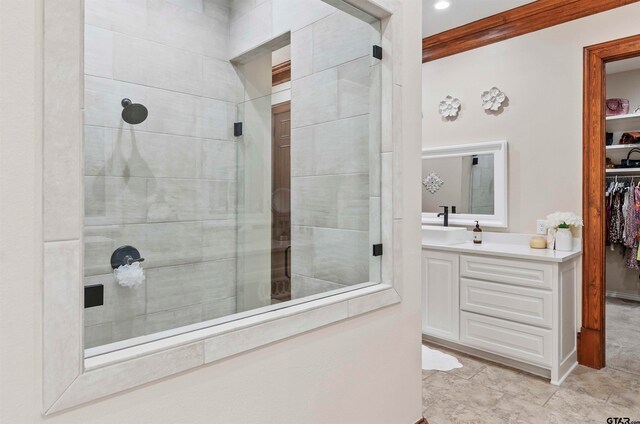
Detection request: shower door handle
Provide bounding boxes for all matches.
[284,246,291,279]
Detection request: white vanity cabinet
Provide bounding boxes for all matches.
[421,244,581,385]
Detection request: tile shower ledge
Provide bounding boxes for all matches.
[48,285,399,412]
[422,237,581,263]
[84,283,398,370]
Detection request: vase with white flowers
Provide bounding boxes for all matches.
[546,212,583,251]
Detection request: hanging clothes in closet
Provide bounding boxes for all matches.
[606,177,640,269]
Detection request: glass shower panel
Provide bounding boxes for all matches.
[83,0,381,353]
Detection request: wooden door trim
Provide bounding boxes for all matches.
[581,34,640,369]
[272,60,291,86]
[422,0,640,63]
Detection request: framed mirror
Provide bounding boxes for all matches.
[421,140,508,228]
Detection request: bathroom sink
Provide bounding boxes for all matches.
[422,225,467,245]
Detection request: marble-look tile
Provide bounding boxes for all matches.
[111,129,202,179]
[291,274,345,299]
[144,304,203,334]
[146,178,235,222]
[84,25,113,78]
[201,219,237,262]
[347,288,399,316]
[561,364,622,400]
[424,396,506,424]
[311,10,372,73]
[427,372,505,412]
[53,343,204,412]
[85,0,148,39]
[84,322,114,349]
[202,296,237,321]
[44,1,82,243]
[338,56,370,119]
[290,25,313,80]
[43,241,82,409]
[203,58,244,103]
[84,75,148,130]
[291,174,369,231]
[229,0,272,58]
[488,394,581,424]
[147,0,229,60]
[470,363,558,406]
[272,0,335,35]
[291,115,369,177]
[84,125,114,176]
[146,259,236,314]
[84,176,148,226]
[145,87,232,140]
[204,301,348,363]
[291,68,338,128]
[607,348,640,375]
[291,226,369,286]
[369,197,381,283]
[380,152,393,285]
[544,387,624,423]
[84,221,204,276]
[200,140,238,181]
[113,33,204,97]
[83,273,146,328]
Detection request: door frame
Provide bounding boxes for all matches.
[580,34,640,368]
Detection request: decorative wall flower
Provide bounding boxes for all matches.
[439,96,461,118]
[481,87,506,112]
[422,173,444,194]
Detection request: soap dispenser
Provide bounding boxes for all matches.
[473,221,482,244]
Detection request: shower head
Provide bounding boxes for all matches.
[121,98,148,125]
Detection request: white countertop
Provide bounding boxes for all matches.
[422,231,582,263]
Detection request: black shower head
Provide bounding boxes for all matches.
[121,98,148,125]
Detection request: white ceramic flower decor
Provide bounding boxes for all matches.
[439,96,461,118]
[481,87,506,112]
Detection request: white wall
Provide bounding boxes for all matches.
[0,1,423,423]
[422,2,640,234]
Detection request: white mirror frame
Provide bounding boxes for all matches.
[421,140,508,228]
[42,0,404,414]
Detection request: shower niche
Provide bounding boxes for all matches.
[82,0,382,353]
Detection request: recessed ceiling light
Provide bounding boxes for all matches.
[434,0,450,10]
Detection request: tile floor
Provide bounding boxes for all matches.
[422,298,640,424]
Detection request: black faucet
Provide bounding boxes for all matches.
[437,206,449,227]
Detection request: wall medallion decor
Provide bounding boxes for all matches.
[481,87,507,113]
[439,95,461,118]
[422,172,444,194]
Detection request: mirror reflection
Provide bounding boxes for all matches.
[421,154,495,215]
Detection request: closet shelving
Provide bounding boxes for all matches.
[606,112,640,133]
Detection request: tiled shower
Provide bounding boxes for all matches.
[83,0,380,350]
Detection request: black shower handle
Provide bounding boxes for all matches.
[285,246,291,279]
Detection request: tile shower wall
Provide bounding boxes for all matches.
[288,10,378,297]
[83,0,242,348]
[228,1,378,298]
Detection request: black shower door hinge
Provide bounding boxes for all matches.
[372,45,382,60]
[234,122,243,137]
[372,244,383,257]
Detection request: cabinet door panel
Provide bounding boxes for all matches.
[460,278,552,328]
[460,255,552,289]
[460,311,552,366]
[422,250,459,341]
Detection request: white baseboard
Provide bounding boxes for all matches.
[606,290,640,303]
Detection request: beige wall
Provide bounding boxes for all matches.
[0,1,423,423]
[422,2,640,234]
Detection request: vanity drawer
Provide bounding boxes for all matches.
[460,255,552,290]
[460,311,552,367]
[460,278,552,328]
